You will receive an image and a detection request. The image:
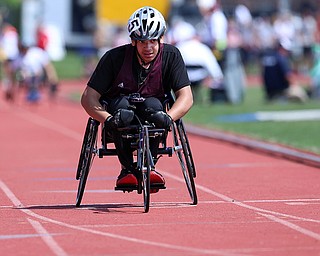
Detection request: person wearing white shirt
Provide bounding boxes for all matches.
[174,21,224,103]
[12,43,59,102]
[0,21,19,101]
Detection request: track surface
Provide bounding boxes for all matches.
[1,81,320,256]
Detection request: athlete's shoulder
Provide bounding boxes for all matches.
[105,44,130,56]
[163,43,180,53]
[162,43,183,61]
[99,44,131,65]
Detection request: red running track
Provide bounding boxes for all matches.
[1,81,320,256]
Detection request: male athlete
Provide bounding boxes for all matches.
[81,6,193,191]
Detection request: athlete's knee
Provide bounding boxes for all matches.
[107,96,131,114]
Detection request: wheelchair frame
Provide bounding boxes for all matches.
[76,94,197,213]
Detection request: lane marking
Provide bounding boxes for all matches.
[16,110,83,141]
[0,234,60,240]
[195,162,292,169]
[161,171,320,226]
[6,108,320,250]
[0,180,247,256]
[194,182,320,224]
[200,198,320,204]
[286,202,320,205]
[2,175,320,256]
[243,198,320,203]
[43,189,117,193]
[27,218,68,256]
[258,213,320,240]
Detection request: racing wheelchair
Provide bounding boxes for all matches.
[75,92,197,213]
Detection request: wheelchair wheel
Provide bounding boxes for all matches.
[76,118,99,207]
[173,120,198,205]
[141,126,151,213]
[177,120,196,177]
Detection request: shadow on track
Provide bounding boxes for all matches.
[16,201,195,214]
[16,203,145,214]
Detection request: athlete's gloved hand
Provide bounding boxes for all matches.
[104,109,134,129]
[147,109,173,128]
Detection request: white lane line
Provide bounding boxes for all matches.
[243,198,320,204]
[195,182,320,224]
[200,198,320,204]
[0,234,58,240]
[0,180,247,256]
[0,180,22,207]
[27,218,68,256]
[162,171,320,231]
[16,110,83,141]
[168,169,320,222]
[286,202,320,206]
[9,109,320,244]
[257,213,320,240]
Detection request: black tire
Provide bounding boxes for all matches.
[177,120,196,177]
[76,118,99,207]
[173,120,197,205]
[142,126,151,213]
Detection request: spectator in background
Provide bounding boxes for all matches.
[172,20,224,103]
[0,17,19,101]
[223,19,246,104]
[253,14,275,52]
[315,10,320,44]
[273,11,296,55]
[309,11,320,99]
[260,40,308,103]
[168,0,203,28]
[234,4,254,66]
[310,44,320,99]
[300,6,317,74]
[197,0,228,67]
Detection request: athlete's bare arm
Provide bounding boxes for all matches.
[81,86,111,123]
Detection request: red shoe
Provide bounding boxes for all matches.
[150,188,159,193]
[150,170,165,186]
[116,169,138,187]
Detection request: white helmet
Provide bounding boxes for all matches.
[127,6,166,40]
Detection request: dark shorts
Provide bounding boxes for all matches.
[105,95,165,170]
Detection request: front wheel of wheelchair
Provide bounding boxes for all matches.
[141,126,151,213]
[76,118,99,207]
[174,120,197,205]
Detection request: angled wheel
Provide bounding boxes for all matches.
[173,120,197,205]
[141,126,151,213]
[76,118,99,207]
[177,120,196,177]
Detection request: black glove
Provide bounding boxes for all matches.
[105,109,134,129]
[147,109,173,128]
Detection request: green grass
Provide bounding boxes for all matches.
[184,87,320,154]
[53,51,85,80]
[55,51,320,154]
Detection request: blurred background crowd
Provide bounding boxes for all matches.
[1,0,320,104]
